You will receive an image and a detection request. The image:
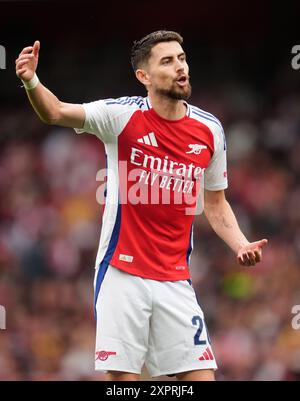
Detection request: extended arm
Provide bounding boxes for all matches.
[204,189,268,266]
[15,41,85,128]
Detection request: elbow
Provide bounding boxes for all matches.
[39,115,53,125]
[40,116,58,125]
[38,111,61,125]
[37,100,63,125]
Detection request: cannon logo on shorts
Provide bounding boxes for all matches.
[95,350,117,361]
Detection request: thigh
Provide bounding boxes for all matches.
[105,371,141,381]
[145,280,217,377]
[176,369,215,381]
[94,265,152,374]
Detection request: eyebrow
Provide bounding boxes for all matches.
[160,52,186,62]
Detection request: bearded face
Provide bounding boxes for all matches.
[143,41,192,101]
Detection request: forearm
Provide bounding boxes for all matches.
[16,41,65,125]
[24,80,62,124]
[204,199,250,254]
[17,42,85,128]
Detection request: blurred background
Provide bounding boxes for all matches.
[0,0,300,381]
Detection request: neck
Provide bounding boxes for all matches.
[148,92,187,120]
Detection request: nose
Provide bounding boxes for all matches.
[175,58,185,73]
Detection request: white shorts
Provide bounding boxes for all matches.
[94,265,217,377]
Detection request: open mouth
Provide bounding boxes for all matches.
[176,75,188,87]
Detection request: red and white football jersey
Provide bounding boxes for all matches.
[75,96,228,281]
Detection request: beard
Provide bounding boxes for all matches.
[156,82,192,101]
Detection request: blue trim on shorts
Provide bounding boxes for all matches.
[94,202,122,320]
[186,224,193,265]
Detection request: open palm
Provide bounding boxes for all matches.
[237,239,268,266]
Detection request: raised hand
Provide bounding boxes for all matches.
[237,239,268,266]
[16,40,40,82]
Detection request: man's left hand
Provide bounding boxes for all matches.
[237,239,268,266]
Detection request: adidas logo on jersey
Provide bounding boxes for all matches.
[137,132,158,147]
[198,347,214,361]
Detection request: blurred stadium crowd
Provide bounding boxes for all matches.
[1,0,300,379]
[1,74,300,380]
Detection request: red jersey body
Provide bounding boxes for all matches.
[76,96,227,281]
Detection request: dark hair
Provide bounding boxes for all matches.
[131,30,183,71]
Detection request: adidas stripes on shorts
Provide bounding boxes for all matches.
[94,265,217,377]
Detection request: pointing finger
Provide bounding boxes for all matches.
[33,41,40,57]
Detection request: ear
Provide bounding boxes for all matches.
[135,68,151,87]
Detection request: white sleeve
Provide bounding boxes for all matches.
[204,124,228,191]
[74,97,137,143]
